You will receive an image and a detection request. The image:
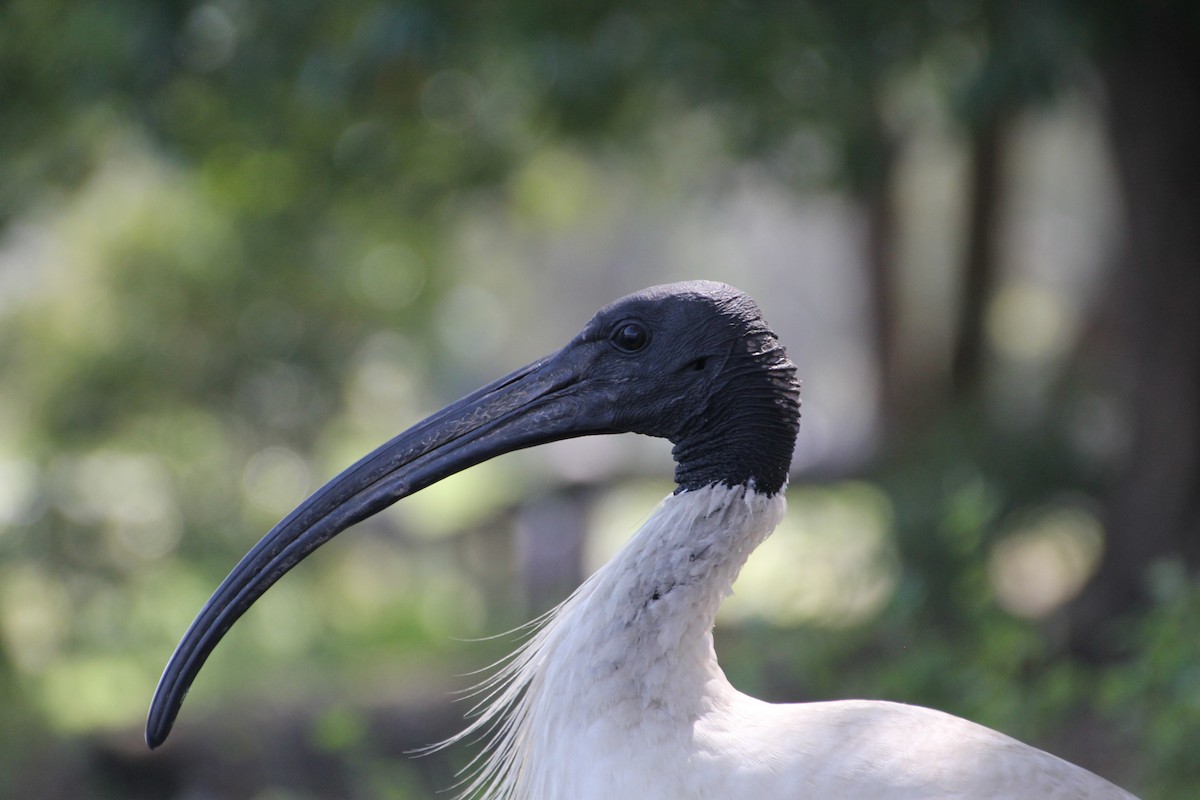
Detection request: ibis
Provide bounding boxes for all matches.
[148,281,1137,798]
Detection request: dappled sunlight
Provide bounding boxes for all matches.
[986,280,1072,365]
[0,457,39,528]
[39,653,153,733]
[586,480,677,574]
[357,242,428,311]
[5,562,219,733]
[509,147,599,229]
[988,503,1104,619]
[53,450,183,565]
[120,407,244,536]
[247,573,323,657]
[178,3,239,74]
[339,330,424,441]
[0,565,71,673]
[721,482,899,628]
[319,538,416,632]
[50,135,234,291]
[394,462,524,541]
[130,564,225,644]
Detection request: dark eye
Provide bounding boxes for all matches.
[610,321,649,353]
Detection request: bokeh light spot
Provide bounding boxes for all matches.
[988,503,1104,619]
[178,4,238,73]
[421,70,484,133]
[986,280,1071,364]
[0,566,70,673]
[242,446,311,518]
[359,243,426,310]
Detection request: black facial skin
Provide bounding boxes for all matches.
[570,281,800,493]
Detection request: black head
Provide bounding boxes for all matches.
[145,280,800,748]
[566,280,800,494]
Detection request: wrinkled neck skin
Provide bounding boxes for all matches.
[442,483,786,800]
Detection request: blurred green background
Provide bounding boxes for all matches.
[2,1,1198,797]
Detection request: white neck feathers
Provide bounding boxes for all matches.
[439,483,786,800]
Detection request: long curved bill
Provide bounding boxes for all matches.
[146,346,606,748]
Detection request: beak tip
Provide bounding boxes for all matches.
[146,724,170,750]
[145,702,174,750]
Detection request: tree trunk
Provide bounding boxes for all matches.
[861,118,905,438]
[951,110,1010,400]
[1070,4,1200,656]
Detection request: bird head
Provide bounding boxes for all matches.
[146,280,800,748]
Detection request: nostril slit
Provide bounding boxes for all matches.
[690,358,707,371]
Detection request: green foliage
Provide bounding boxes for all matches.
[1098,563,1200,795]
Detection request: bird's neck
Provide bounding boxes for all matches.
[444,484,787,800]
[572,483,787,688]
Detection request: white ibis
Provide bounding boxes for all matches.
[148,281,1137,798]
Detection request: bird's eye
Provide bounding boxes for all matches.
[610,321,649,353]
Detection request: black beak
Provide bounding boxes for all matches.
[146,346,608,748]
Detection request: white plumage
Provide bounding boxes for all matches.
[445,484,1135,799]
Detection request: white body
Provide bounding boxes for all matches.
[448,484,1136,799]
